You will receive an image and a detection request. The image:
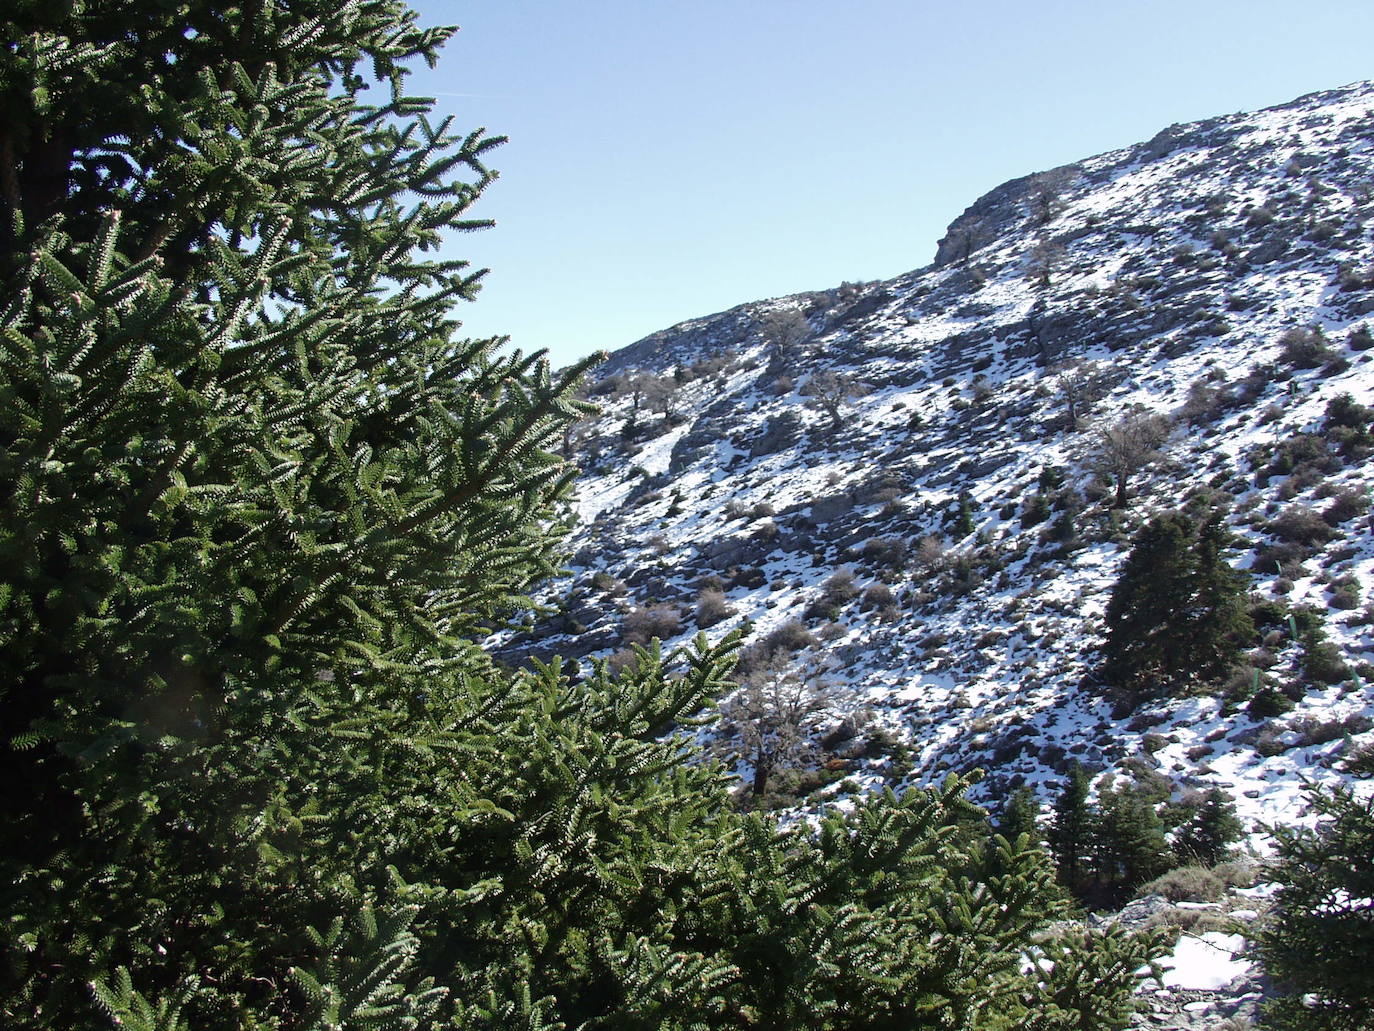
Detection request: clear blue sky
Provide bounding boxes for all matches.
[405,1,1374,369]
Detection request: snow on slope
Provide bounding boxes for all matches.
[498,80,1374,836]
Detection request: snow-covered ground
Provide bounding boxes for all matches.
[1156,931,1253,991]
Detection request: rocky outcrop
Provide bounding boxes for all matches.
[933,165,1081,267]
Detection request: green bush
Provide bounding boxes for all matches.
[1021,491,1052,528]
[1302,635,1351,686]
[1249,685,1297,718]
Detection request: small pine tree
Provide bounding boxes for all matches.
[1175,788,1245,866]
[1049,765,1096,896]
[998,784,1041,841]
[1092,781,1174,904]
[952,488,976,538]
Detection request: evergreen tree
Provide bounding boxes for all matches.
[1091,781,1173,904]
[998,784,1045,847]
[1,4,1168,1027]
[1102,510,1253,700]
[1103,514,1196,691]
[951,488,976,538]
[1258,785,1374,1030]
[1183,516,1255,682]
[1174,788,1244,866]
[1048,765,1096,896]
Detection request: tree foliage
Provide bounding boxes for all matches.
[1048,768,1237,907]
[1174,788,1244,867]
[1102,510,1254,699]
[1,4,1167,1027]
[1258,785,1374,1031]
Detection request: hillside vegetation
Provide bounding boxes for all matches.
[508,82,1374,843]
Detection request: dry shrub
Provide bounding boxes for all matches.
[1140,865,1225,902]
[623,603,684,645]
[695,589,736,629]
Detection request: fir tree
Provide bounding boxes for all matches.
[951,487,976,538]
[1174,788,1244,866]
[1,4,1169,1028]
[1183,515,1255,682]
[1048,765,1096,896]
[999,784,1045,847]
[1092,781,1173,904]
[1102,510,1253,700]
[1258,785,1374,1030]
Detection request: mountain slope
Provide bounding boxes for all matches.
[499,80,1374,835]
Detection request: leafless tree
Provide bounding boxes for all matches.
[1028,167,1073,226]
[1051,359,1106,429]
[1094,408,1172,507]
[802,370,864,432]
[717,652,837,797]
[761,305,811,372]
[641,373,679,425]
[1028,237,1067,289]
[611,370,657,417]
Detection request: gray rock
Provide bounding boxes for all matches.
[810,493,855,523]
[750,410,803,458]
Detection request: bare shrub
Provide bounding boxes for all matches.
[623,603,684,645]
[590,571,627,595]
[1268,506,1339,549]
[912,535,947,572]
[1324,487,1370,525]
[766,375,794,396]
[1278,326,1337,369]
[695,589,736,629]
[1289,714,1373,748]
[860,583,895,611]
[860,535,908,570]
[765,620,819,653]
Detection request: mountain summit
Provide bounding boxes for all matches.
[503,80,1374,831]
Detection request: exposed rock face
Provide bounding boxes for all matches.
[749,410,803,458]
[503,81,1374,831]
[933,165,1080,268]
